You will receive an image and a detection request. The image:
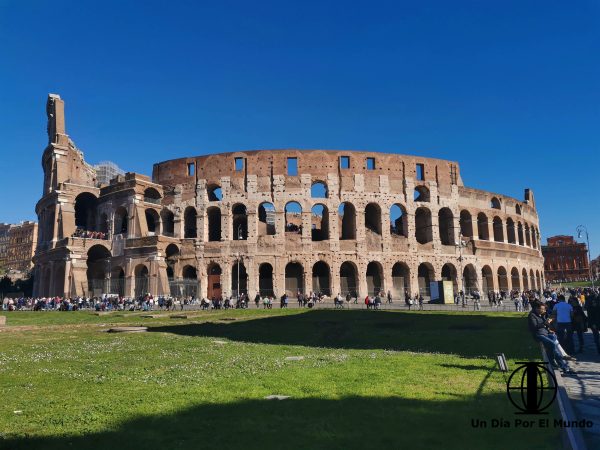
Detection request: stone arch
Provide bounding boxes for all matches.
[438,207,455,245]
[522,268,529,290]
[366,261,383,296]
[391,262,410,298]
[459,210,473,238]
[311,204,329,241]
[143,187,161,202]
[145,208,160,235]
[258,202,276,236]
[285,202,302,234]
[463,264,478,294]
[497,266,509,291]
[312,261,331,295]
[110,266,125,297]
[525,224,531,247]
[232,203,248,240]
[99,212,109,234]
[390,204,408,237]
[415,207,433,244]
[414,185,430,202]
[165,244,180,279]
[339,202,356,240]
[207,184,223,202]
[114,206,128,235]
[511,267,521,291]
[339,261,358,297]
[311,181,328,198]
[365,203,382,235]
[258,263,274,297]
[418,262,435,298]
[492,216,504,242]
[517,222,524,246]
[134,264,149,298]
[285,261,304,297]
[207,262,222,299]
[184,206,197,238]
[86,244,111,296]
[536,270,542,290]
[207,206,222,242]
[231,261,248,297]
[441,263,458,293]
[506,218,516,244]
[182,265,197,279]
[490,197,501,210]
[161,209,175,236]
[74,192,98,231]
[515,204,522,215]
[530,269,536,290]
[481,265,494,293]
[477,213,489,240]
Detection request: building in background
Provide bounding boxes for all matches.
[592,256,600,282]
[0,223,13,272]
[6,221,38,278]
[542,235,590,283]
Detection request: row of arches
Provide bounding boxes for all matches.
[459,211,540,248]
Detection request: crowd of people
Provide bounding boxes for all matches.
[527,287,600,374]
[72,227,108,240]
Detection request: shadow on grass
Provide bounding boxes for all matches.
[149,310,535,359]
[4,394,559,450]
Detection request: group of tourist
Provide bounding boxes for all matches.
[528,287,600,374]
[72,227,108,240]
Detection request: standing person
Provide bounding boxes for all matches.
[255,293,261,308]
[387,290,392,304]
[553,295,574,355]
[346,292,352,307]
[418,295,424,311]
[569,298,587,353]
[586,294,600,354]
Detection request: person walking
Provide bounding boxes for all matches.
[553,295,574,355]
[387,290,392,304]
[569,298,587,353]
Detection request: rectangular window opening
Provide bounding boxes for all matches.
[287,157,298,176]
[416,163,425,181]
[366,157,375,170]
[187,162,195,176]
[340,156,350,169]
[235,157,244,171]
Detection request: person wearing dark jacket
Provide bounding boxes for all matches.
[569,298,588,353]
[586,294,600,354]
[528,303,572,372]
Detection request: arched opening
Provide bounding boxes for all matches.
[493,217,504,242]
[497,266,509,291]
[207,206,222,242]
[109,266,125,297]
[184,207,197,239]
[311,204,329,241]
[182,265,197,279]
[285,262,304,297]
[134,264,149,298]
[143,187,161,203]
[207,184,223,202]
[390,204,408,237]
[530,269,536,290]
[231,261,248,297]
[477,213,489,240]
[415,207,433,244]
[365,203,382,235]
[532,228,538,249]
[75,193,98,232]
[463,264,477,295]
[490,197,501,210]
[86,245,111,296]
[165,244,179,282]
[536,270,542,290]
[441,263,458,293]
[522,268,529,290]
[339,261,358,297]
[511,267,521,291]
[285,202,302,234]
[145,209,160,235]
[207,263,222,299]
[258,202,276,236]
[418,263,435,299]
[459,210,473,238]
[517,222,524,245]
[339,202,356,240]
[506,218,516,244]
[414,186,430,202]
[525,224,531,247]
[366,261,383,296]
[312,261,331,295]
[232,203,248,240]
[481,265,494,294]
[515,204,522,215]
[438,208,455,245]
[392,262,410,298]
[113,207,128,235]
[161,209,175,236]
[258,263,274,297]
[311,181,328,198]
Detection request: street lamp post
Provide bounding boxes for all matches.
[455,232,467,307]
[576,225,595,289]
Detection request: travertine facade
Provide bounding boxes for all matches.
[33,94,545,299]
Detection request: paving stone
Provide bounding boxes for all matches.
[107,326,148,333]
[264,395,290,400]
[285,356,304,361]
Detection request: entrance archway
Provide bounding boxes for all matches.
[366,261,383,296]
[392,262,410,298]
[339,262,358,297]
[312,261,331,296]
[207,263,222,299]
[259,263,274,297]
[285,262,304,297]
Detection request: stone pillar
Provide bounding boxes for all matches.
[222,260,232,298]
[247,258,257,298]
[48,261,56,297]
[247,209,257,244]
[303,263,311,296]
[222,207,231,241]
[124,259,134,298]
[331,261,340,298]
[357,262,368,299]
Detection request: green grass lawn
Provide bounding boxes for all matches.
[0,309,560,450]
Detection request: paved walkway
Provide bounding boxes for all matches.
[561,331,600,449]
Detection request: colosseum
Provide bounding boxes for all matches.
[33,94,545,301]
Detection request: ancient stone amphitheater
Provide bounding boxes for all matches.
[34,95,545,300]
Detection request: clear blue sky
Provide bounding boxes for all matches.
[1,0,598,256]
